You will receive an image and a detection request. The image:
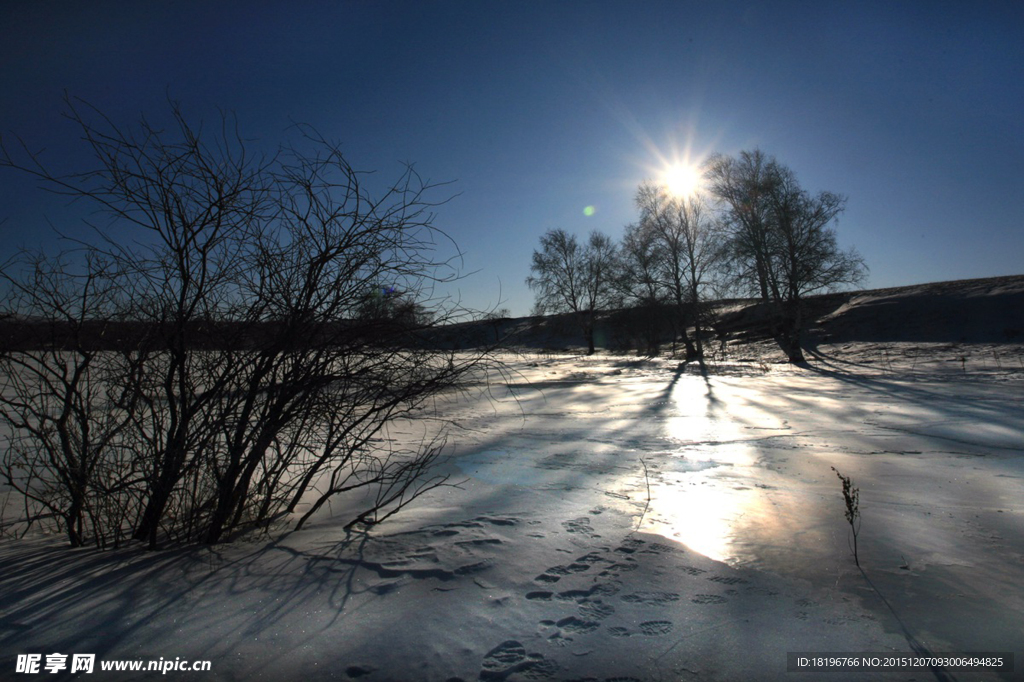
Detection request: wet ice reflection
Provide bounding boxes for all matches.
[641,375,774,565]
[638,460,767,564]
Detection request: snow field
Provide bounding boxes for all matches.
[1,348,1022,681]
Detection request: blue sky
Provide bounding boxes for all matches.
[1,1,1021,316]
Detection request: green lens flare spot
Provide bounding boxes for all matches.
[583,205,596,216]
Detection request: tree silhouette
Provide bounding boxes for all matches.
[706,150,866,362]
[526,229,618,354]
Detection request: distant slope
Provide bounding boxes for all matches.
[811,274,1024,343]
[477,274,1024,351]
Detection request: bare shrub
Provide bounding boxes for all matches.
[0,97,490,548]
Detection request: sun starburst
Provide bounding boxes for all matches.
[661,162,701,198]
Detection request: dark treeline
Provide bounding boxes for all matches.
[0,317,442,353]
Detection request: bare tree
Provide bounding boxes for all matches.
[0,96,489,548]
[704,150,778,302]
[706,150,866,362]
[526,229,618,354]
[617,220,670,355]
[633,182,725,361]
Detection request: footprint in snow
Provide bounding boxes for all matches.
[620,591,680,606]
[562,517,598,537]
[479,640,558,681]
[534,561,591,583]
[578,600,615,620]
[557,616,600,634]
[639,620,674,636]
[526,591,553,601]
[598,561,639,578]
[707,575,746,585]
[678,565,707,576]
[614,538,645,554]
[556,583,620,601]
[546,632,573,647]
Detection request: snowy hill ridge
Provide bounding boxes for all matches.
[810,274,1024,343]
[467,274,1024,352]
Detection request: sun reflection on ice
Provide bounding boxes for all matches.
[638,375,775,565]
[641,468,762,564]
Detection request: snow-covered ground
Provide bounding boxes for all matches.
[1,345,1022,681]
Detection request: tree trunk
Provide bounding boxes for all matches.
[776,316,804,363]
[690,298,705,361]
[785,299,805,363]
[133,439,188,547]
[684,337,699,360]
[785,334,805,363]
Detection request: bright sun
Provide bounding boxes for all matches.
[661,162,700,198]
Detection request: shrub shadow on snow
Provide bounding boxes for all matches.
[0,532,410,678]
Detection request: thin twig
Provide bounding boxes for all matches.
[635,457,651,532]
